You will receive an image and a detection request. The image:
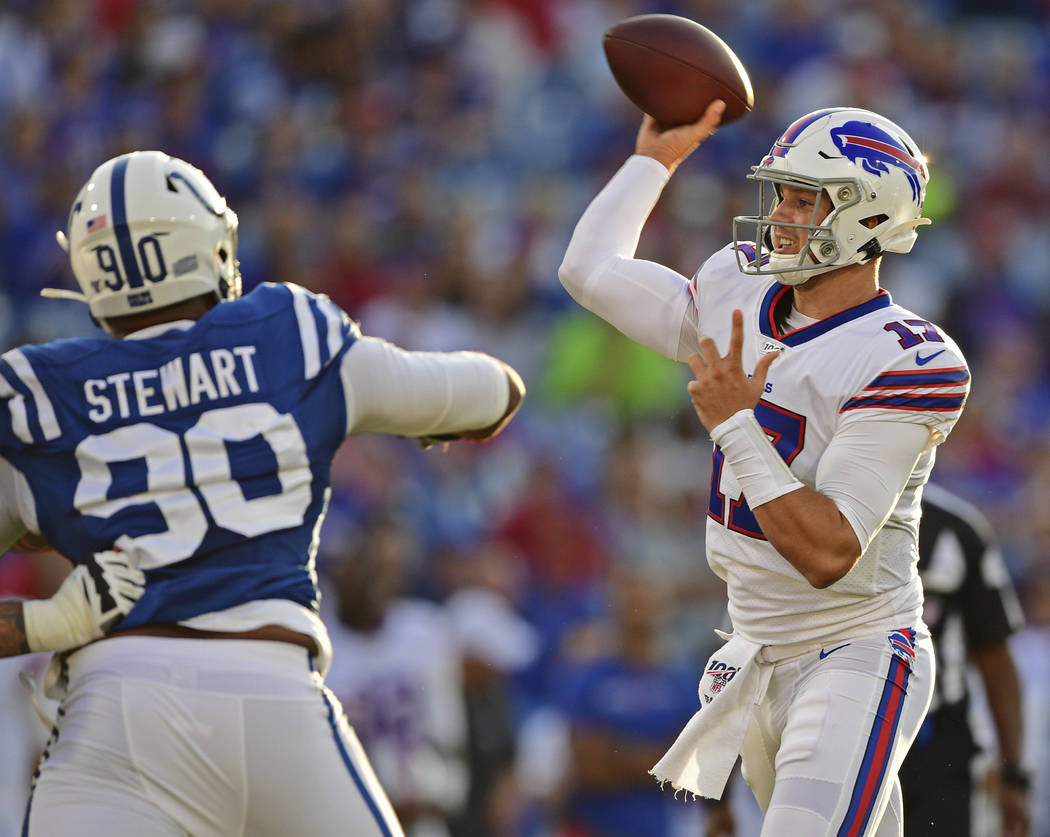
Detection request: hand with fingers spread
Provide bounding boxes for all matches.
[687,309,778,433]
[636,99,725,175]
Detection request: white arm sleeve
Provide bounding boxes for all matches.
[340,336,509,437]
[558,155,696,361]
[816,420,933,551]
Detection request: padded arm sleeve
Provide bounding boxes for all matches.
[558,155,696,360]
[816,419,932,552]
[340,337,510,437]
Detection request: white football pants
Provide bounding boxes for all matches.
[740,628,934,837]
[23,636,404,837]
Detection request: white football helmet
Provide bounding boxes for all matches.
[733,107,930,286]
[48,151,240,323]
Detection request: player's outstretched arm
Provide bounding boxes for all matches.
[342,338,525,442]
[0,548,145,658]
[558,117,707,360]
[419,363,525,446]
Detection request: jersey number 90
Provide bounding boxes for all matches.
[73,403,312,569]
[94,236,168,291]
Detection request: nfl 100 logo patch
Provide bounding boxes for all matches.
[702,659,739,703]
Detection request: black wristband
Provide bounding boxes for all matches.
[1001,763,1031,791]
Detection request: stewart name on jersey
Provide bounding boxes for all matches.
[0,283,357,635]
[696,245,970,646]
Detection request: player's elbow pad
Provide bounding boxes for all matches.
[557,258,585,301]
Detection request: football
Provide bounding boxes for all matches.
[603,14,754,127]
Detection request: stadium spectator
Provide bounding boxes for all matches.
[324,518,470,837]
[557,565,701,837]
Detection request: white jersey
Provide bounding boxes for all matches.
[324,599,468,815]
[693,244,968,645]
[559,154,970,648]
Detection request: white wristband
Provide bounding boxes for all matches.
[23,566,98,653]
[23,547,145,653]
[710,409,805,509]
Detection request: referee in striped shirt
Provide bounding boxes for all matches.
[900,482,1029,837]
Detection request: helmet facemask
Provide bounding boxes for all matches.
[734,172,869,286]
[732,107,931,287]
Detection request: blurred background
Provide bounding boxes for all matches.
[0,0,1048,835]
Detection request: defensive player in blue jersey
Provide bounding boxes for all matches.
[0,150,524,837]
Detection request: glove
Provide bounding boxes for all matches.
[22,540,145,653]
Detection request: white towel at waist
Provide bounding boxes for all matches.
[650,633,770,799]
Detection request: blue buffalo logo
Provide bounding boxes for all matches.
[830,121,925,205]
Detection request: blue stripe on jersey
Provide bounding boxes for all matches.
[841,393,966,412]
[316,677,396,837]
[863,368,970,389]
[287,286,358,380]
[309,296,333,369]
[759,285,894,346]
[111,156,145,289]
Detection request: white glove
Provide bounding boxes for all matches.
[23,541,145,653]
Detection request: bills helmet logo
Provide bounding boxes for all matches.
[829,121,926,205]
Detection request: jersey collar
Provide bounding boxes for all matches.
[124,319,197,340]
[758,285,893,347]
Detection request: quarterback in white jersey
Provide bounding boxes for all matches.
[0,151,525,837]
[560,102,968,837]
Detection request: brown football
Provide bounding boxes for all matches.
[603,14,754,127]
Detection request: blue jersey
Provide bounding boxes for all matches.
[560,657,701,837]
[0,283,357,629]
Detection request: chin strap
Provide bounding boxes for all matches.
[45,230,89,303]
[39,288,88,302]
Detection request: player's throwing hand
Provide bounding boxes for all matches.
[687,309,777,432]
[636,99,725,175]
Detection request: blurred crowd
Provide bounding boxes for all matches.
[0,0,1049,835]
